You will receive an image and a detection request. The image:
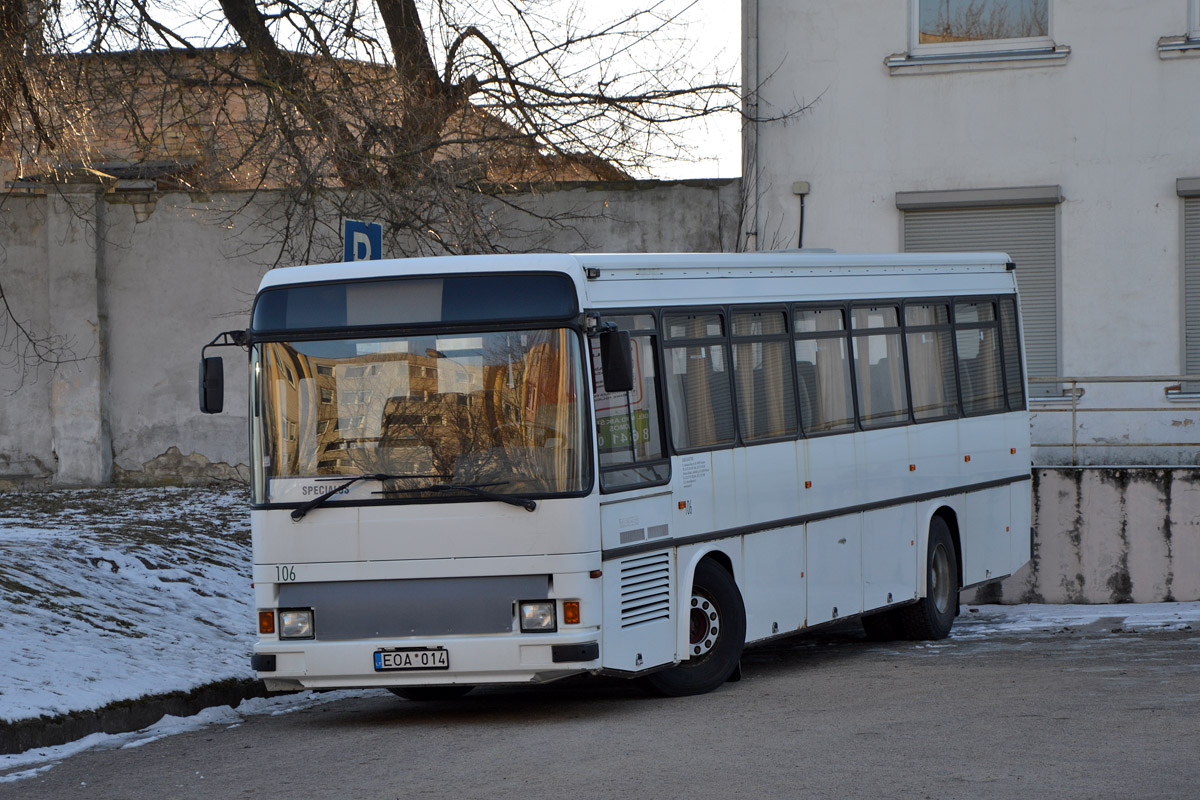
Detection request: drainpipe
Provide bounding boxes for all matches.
[741,0,759,252]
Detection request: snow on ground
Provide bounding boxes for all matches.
[2,486,1200,773]
[955,601,1200,637]
[0,488,254,723]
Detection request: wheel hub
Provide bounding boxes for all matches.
[689,594,720,657]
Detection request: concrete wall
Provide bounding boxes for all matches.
[0,178,741,486]
[969,468,1200,604]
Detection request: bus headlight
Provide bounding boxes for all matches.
[519,601,557,633]
[279,608,315,639]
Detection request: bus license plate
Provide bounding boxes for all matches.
[374,648,450,671]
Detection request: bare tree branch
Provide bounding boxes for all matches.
[0,1,804,373]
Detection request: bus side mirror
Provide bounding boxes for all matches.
[599,329,634,393]
[200,356,225,414]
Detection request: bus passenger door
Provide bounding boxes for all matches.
[599,494,678,673]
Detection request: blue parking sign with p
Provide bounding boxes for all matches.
[344,220,383,261]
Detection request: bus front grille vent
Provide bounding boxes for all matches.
[619,552,672,628]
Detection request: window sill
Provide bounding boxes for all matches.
[1158,36,1200,59]
[886,45,1071,75]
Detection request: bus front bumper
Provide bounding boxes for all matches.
[251,631,602,690]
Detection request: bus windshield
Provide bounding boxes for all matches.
[252,328,590,505]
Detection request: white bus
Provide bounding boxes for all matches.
[200,251,1031,698]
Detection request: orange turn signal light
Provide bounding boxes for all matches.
[258,610,276,635]
[563,601,581,625]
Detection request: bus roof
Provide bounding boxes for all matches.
[256,251,1014,292]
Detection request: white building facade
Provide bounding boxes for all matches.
[744,0,1200,467]
[742,1,1200,603]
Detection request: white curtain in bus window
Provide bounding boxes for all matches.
[999,297,1026,411]
[904,302,957,420]
[793,307,855,434]
[732,311,797,441]
[851,306,909,427]
[954,301,1006,414]
[514,330,577,490]
[664,313,735,449]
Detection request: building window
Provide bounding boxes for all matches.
[897,185,1062,397]
[1191,0,1200,39]
[912,0,1052,55]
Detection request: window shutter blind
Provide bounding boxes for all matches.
[1184,198,1200,390]
[903,205,1057,396]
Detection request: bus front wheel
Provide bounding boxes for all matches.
[646,559,746,697]
[898,517,959,640]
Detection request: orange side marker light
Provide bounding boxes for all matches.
[258,611,276,635]
[563,601,581,625]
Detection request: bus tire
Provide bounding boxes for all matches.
[898,517,958,641]
[646,559,746,697]
[389,685,474,701]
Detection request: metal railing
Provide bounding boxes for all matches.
[1029,375,1200,466]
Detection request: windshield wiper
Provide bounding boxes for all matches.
[289,473,440,521]
[379,482,537,512]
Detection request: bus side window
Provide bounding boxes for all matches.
[663,312,735,450]
[732,310,796,442]
[594,314,669,491]
[954,301,1006,415]
[904,302,957,421]
[851,305,909,428]
[998,296,1026,411]
[793,307,855,434]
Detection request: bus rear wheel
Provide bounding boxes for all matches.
[389,686,474,702]
[645,559,746,697]
[898,517,959,640]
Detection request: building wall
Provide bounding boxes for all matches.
[0,197,54,481]
[0,179,741,486]
[747,0,1200,465]
[742,1,1200,602]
